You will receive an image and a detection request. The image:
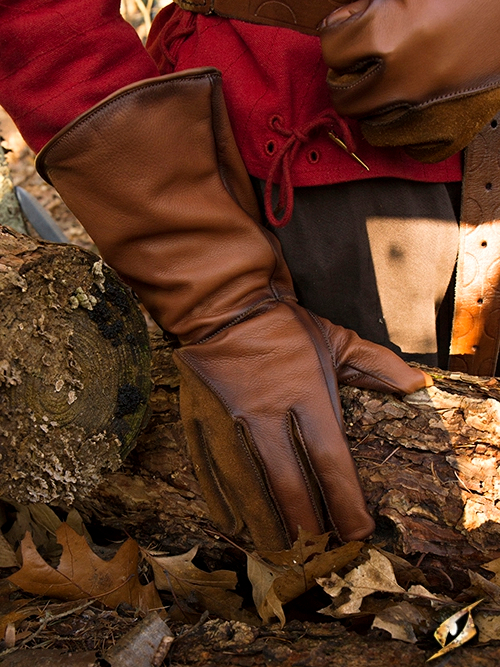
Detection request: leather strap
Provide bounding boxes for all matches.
[172,0,338,35]
[449,111,500,376]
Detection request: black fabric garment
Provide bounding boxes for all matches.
[253,177,461,368]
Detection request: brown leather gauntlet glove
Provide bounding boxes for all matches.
[321,0,500,162]
[37,68,430,550]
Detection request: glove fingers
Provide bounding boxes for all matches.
[337,342,433,394]
[291,403,375,543]
[321,0,378,72]
[239,414,325,541]
[323,0,371,31]
[177,354,324,550]
[176,305,379,549]
[312,314,432,394]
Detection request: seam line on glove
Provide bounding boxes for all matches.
[234,420,291,546]
[287,411,331,536]
[195,419,239,535]
[327,59,383,90]
[194,296,294,345]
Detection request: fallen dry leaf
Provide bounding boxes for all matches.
[405,584,453,605]
[475,611,500,643]
[0,502,92,570]
[318,546,455,627]
[0,533,18,568]
[247,529,363,625]
[317,545,460,647]
[467,570,500,605]
[8,523,161,612]
[23,503,91,542]
[27,503,62,536]
[318,548,404,617]
[3,501,61,565]
[372,601,429,643]
[247,555,286,626]
[482,557,500,586]
[145,545,256,624]
[375,548,429,589]
[0,598,36,639]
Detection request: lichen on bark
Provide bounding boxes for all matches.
[0,226,151,504]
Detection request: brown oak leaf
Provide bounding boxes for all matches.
[146,545,257,624]
[248,529,363,625]
[9,523,161,612]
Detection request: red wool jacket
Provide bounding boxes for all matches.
[0,0,462,223]
[148,6,462,188]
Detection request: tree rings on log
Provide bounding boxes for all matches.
[0,226,151,504]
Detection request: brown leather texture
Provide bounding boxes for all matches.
[173,0,342,34]
[321,0,500,162]
[37,69,295,346]
[36,68,429,550]
[359,87,500,165]
[449,112,500,376]
[177,306,432,549]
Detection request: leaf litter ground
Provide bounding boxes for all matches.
[0,499,500,666]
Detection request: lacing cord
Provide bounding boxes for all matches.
[155,5,197,68]
[264,111,357,228]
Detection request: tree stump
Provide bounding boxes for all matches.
[0,226,151,505]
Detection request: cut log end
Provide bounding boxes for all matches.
[0,226,151,504]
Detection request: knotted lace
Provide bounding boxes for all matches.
[264,111,357,227]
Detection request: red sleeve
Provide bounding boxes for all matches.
[0,0,160,152]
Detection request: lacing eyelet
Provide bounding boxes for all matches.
[308,150,320,164]
[265,140,276,156]
[269,114,283,130]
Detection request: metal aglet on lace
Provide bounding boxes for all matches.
[328,131,370,171]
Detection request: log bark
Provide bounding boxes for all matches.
[78,334,500,586]
[0,226,151,505]
[163,618,500,667]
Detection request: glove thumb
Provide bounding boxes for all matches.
[314,315,433,394]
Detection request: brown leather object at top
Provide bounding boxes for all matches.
[173,0,346,35]
[320,0,500,162]
[36,68,429,550]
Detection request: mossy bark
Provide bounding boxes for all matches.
[0,145,27,234]
[0,226,151,505]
